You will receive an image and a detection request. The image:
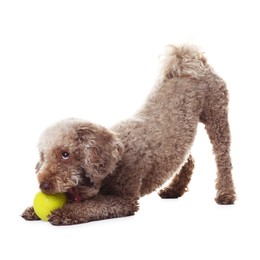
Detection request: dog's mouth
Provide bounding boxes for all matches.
[39,167,95,201]
[67,168,95,203]
[67,187,83,203]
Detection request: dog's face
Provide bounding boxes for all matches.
[36,119,124,198]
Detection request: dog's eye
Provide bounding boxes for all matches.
[61,151,70,160]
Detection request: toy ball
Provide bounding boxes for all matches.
[33,191,68,221]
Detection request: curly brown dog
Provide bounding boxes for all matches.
[22,45,236,225]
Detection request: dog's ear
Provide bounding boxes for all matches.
[77,124,124,185]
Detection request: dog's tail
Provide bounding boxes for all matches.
[158,45,212,82]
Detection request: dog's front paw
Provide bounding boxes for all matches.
[48,207,84,225]
[21,207,40,221]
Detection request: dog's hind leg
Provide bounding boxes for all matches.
[200,84,236,204]
[158,155,194,199]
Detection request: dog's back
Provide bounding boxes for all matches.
[108,46,209,195]
[108,45,235,204]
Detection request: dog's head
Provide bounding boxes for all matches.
[36,118,124,199]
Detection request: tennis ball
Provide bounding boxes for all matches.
[33,191,68,221]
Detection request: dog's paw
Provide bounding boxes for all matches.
[48,207,84,225]
[158,187,183,199]
[21,207,40,221]
[215,191,236,205]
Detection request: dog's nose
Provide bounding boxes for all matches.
[40,182,51,192]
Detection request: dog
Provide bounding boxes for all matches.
[22,45,236,225]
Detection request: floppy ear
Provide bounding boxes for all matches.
[77,124,124,185]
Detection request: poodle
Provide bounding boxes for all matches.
[22,45,236,225]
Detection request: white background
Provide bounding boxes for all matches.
[0,0,259,259]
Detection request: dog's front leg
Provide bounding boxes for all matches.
[48,195,139,225]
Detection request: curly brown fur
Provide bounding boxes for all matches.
[22,44,236,225]
[159,155,194,198]
[22,207,40,221]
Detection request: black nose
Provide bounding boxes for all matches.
[40,182,51,192]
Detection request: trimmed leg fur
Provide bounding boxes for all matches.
[159,155,194,198]
[206,113,236,204]
[201,93,236,204]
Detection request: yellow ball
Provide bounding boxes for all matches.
[33,192,68,221]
